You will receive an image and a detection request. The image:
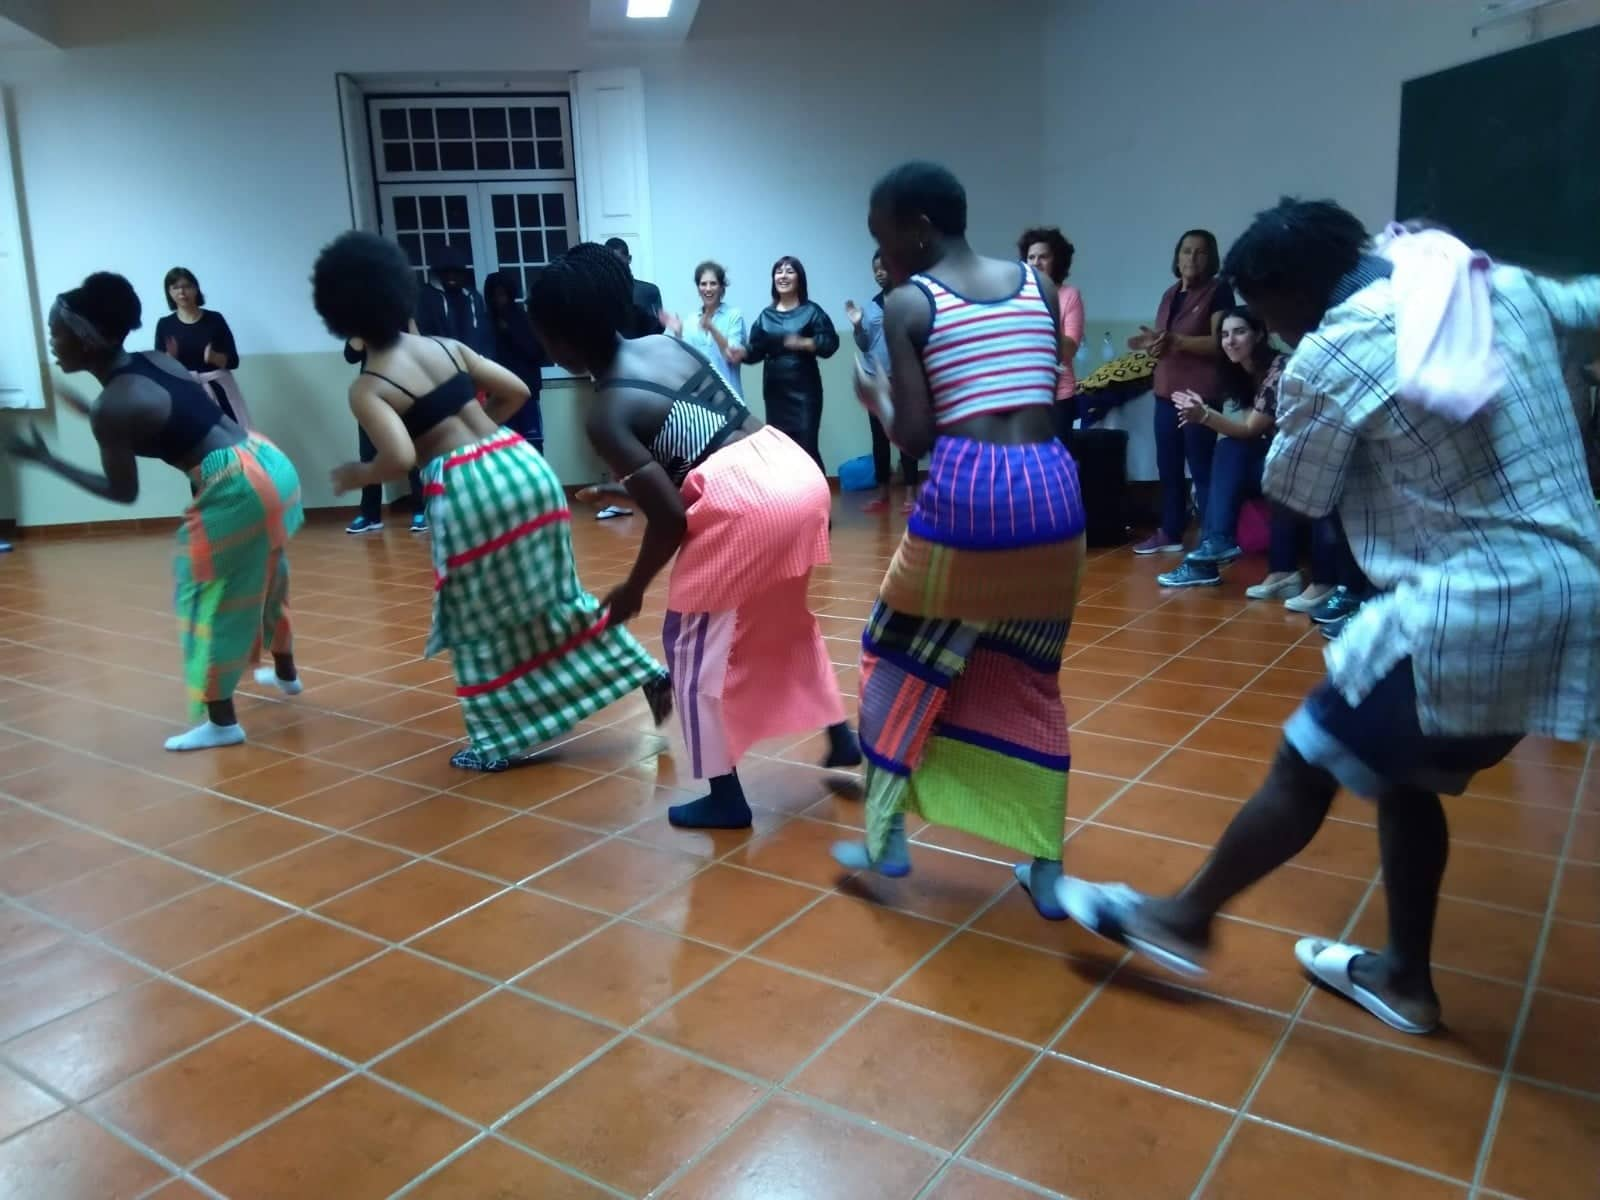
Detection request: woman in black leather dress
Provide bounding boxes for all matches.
[740,256,839,469]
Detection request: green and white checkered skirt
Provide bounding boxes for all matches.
[422,430,662,761]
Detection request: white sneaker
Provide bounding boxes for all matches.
[1246,571,1304,601]
[1285,583,1336,613]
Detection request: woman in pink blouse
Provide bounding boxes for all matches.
[1019,227,1083,436]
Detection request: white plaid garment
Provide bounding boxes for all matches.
[1265,267,1600,741]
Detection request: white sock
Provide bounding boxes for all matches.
[164,721,247,752]
[254,666,303,696]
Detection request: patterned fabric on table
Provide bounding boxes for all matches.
[862,437,1086,861]
[663,426,845,779]
[423,430,662,761]
[1267,261,1600,741]
[174,436,302,719]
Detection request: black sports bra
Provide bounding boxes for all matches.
[361,338,477,439]
[595,340,750,486]
[109,354,224,467]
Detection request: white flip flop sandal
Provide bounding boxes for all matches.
[1058,878,1208,977]
[1294,938,1438,1035]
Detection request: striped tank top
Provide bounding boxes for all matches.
[910,263,1059,429]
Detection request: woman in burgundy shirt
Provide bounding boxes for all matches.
[1130,229,1233,554]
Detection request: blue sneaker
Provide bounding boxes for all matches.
[1157,559,1222,588]
[411,511,428,533]
[345,516,382,534]
[1188,537,1242,565]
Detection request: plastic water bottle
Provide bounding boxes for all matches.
[1074,340,1088,372]
[1101,332,1115,362]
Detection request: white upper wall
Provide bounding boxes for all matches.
[0,0,1045,361]
[1041,0,1600,322]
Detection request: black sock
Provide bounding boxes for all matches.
[823,722,863,768]
[669,772,752,830]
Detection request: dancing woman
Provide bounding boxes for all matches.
[312,233,669,772]
[527,243,860,830]
[831,163,1087,920]
[12,272,302,751]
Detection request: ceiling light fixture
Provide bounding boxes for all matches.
[626,0,672,17]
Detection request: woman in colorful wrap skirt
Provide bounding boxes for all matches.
[10,272,303,752]
[527,242,861,831]
[830,163,1088,920]
[312,233,670,772]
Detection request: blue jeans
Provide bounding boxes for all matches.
[1155,397,1217,540]
[1201,436,1267,547]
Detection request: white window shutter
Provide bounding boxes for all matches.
[570,68,653,282]
[0,89,44,410]
[337,73,379,233]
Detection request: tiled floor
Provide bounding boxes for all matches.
[0,507,1594,1200]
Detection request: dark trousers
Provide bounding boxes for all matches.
[1201,436,1267,547]
[868,413,917,488]
[1154,397,1217,539]
[358,428,424,524]
[1264,507,1366,586]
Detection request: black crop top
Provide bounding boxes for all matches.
[361,338,477,439]
[595,340,750,487]
[109,353,224,467]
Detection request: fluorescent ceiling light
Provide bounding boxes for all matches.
[627,0,671,16]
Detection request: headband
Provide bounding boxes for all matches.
[50,295,113,352]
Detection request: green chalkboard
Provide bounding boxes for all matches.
[1396,23,1600,275]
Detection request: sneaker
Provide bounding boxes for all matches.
[1157,559,1222,588]
[1188,537,1242,565]
[1284,582,1336,613]
[1321,615,1349,640]
[1133,531,1184,555]
[345,516,382,534]
[1246,571,1304,601]
[1310,585,1364,625]
[410,512,428,533]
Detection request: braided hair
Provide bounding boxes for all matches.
[526,242,633,372]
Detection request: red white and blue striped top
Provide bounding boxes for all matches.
[910,264,1059,430]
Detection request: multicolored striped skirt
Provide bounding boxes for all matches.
[174,436,303,720]
[663,426,846,779]
[862,437,1086,860]
[423,430,663,762]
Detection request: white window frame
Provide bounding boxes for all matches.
[367,95,574,185]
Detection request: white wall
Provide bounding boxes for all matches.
[1041,0,1600,324]
[0,0,1048,525]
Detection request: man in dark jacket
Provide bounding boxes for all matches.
[604,237,662,339]
[415,243,491,355]
[483,271,546,452]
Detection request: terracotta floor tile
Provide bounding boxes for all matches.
[1064,824,1209,894]
[1114,678,1239,716]
[1302,963,1523,1070]
[1514,989,1600,1093]
[1554,860,1598,922]
[757,893,951,992]
[0,940,151,1041]
[313,860,500,941]
[197,1075,472,1200]
[1447,792,1573,857]
[737,758,863,817]
[970,1055,1232,1200]
[27,855,208,931]
[1142,747,1263,799]
[217,757,361,806]
[1059,668,1139,703]
[1199,1120,1467,1199]
[1074,702,1205,746]
[95,791,256,850]
[177,916,383,1011]
[634,863,821,950]
[531,838,705,914]
[0,906,66,966]
[1182,717,1283,762]
[235,835,410,907]
[4,978,239,1102]
[431,813,600,883]
[267,949,488,1063]
[1227,862,1374,937]
[519,920,728,1026]
[1441,843,1559,914]
[403,1137,612,1199]
[923,1164,1043,1200]
[1058,975,1286,1105]
[644,957,868,1080]
[89,1023,344,1165]
[0,1064,62,1141]
[1466,756,1583,806]
[1483,1081,1600,1200]
[1537,918,1600,997]
[1067,730,1169,779]
[658,1096,942,1199]
[1095,783,1242,846]
[841,844,1012,925]
[534,773,687,832]
[728,814,858,888]
[0,1111,168,1199]
[317,726,453,773]
[1572,812,1600,862]
[1349,893,1542,986]
[793,1004,1031,1148]
[448,762,606,808]
[0,828,136,896]
[347,792,509,854]
[376,990,613,1123]
[503,1037,761,1195]
[891,930,1104,1044]
[1213,688,1302,726]
[1124,919,1312,1013]
[165,812,326,875]
[102,884,291,970]
[411,889,607,979]
[275,773,437,829]
[1249,1022,1498,1179]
